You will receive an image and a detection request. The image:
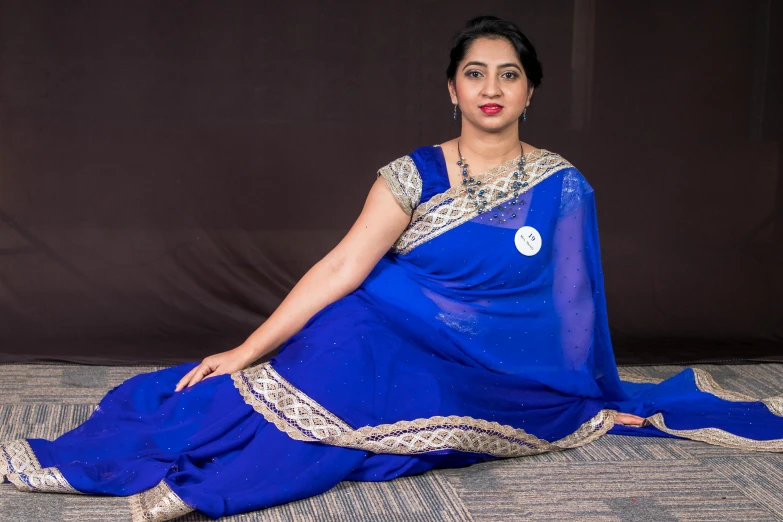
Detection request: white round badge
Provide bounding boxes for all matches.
[514,226,542,256]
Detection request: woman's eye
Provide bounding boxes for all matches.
[466,70,482,78]
[502,72,518,79]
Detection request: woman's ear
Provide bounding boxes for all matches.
[448,79,458,105]
[526,86,535,107]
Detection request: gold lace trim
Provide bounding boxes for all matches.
[0,439,41,479]
[392,149,572,255]
[692,367,759,401]
[377,155,422,216]
[232,362,618,457]
[616,369,664,384]
[129,479,195,522]
[763,397,783,417]
[618,367,783,417]
[7,466,80,493]
[231,364,353,442]
[323,410,617,457]
[647,413,783,452]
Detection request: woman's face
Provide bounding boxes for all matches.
[448,37,533,133]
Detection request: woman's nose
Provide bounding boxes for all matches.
[482,77,501,96]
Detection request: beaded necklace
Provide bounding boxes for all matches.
[456,140,529,221]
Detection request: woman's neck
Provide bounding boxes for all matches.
[458,126,522,166]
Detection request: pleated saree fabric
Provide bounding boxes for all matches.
[3,146,783,521]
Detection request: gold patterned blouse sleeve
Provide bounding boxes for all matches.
[377,155,422,216]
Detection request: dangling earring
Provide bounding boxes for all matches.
[523,107,528,122]
[453,104,458,121]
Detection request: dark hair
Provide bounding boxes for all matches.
[446,16,542,89]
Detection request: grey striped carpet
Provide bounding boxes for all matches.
[2,362,783,521]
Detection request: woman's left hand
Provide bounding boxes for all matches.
[616,413,648,427]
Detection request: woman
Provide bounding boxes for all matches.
[3,15,783,522]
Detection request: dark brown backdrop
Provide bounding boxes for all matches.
[1,0,781,365]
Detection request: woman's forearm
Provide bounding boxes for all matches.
[236,177,411,364]
[239,254,364,362]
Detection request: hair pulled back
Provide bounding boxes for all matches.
[446,16,542,89]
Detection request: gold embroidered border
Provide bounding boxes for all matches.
[129,479,195,522]
[0,439,41,479]
[231,364,353,442]
[391,149,573,255]
[554,408,618,448]
[617,369,664,384]
[763,397,783,417]
[322,410,617,457]
[7,466,80,494]
[232,362,618,457]
[377,155,422,216]
[647,413,783,452]
[692,367,759,402]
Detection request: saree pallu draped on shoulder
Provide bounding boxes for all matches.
[3,146,783,522]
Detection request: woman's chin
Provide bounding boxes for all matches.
[463,112,518,129]
[471,120,519,134]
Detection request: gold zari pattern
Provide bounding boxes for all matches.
[6,466,79,493]
[233,362,617,457]
[392,149,572,255]
[0,439,41,479]
[616,369,664,384]
[323,410,616,457]
[232,365,353,441]
[129,479,195,522]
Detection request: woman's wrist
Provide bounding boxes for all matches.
[239,339,273,360]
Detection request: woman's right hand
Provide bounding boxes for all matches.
[174,345,260,392]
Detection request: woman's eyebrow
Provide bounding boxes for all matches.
[462,61,522,71]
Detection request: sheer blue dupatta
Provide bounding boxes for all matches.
[547,160,783,447]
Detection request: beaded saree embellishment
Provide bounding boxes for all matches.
[391,149,573,255]
[233,362,617,457]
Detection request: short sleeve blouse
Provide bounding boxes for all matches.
[376,145,451,216]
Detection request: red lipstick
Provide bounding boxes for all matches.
[480,103,503,115]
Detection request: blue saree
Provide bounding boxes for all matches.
[3,146,783,521]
